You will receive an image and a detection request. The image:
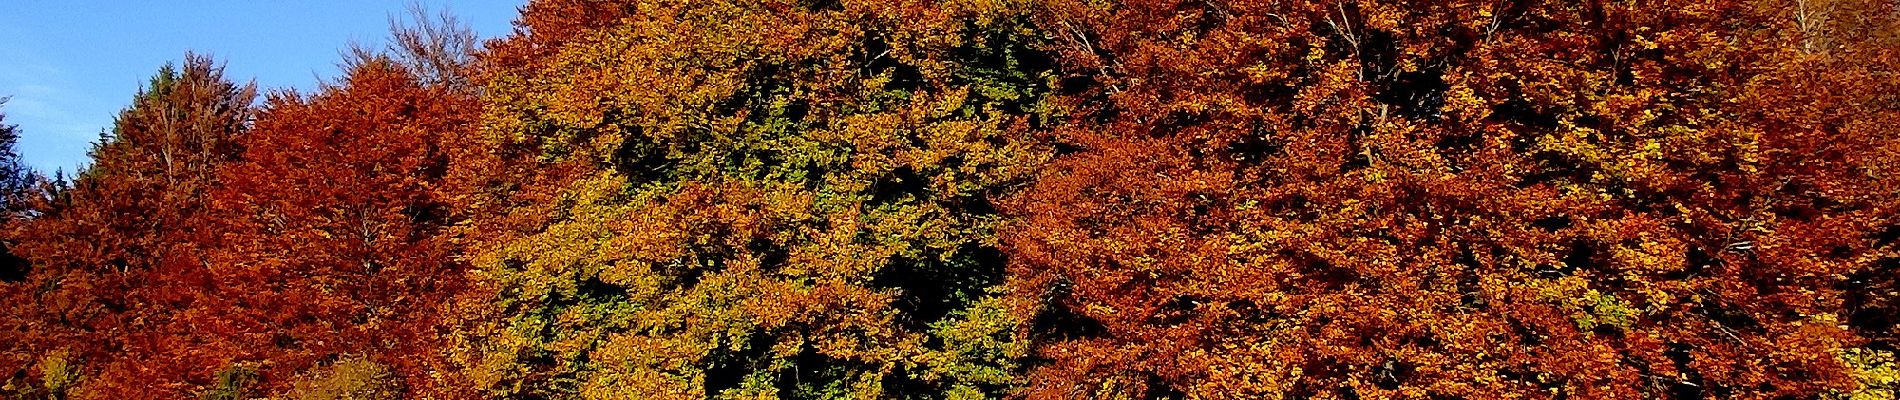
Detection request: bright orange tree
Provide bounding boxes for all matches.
[0,55,256,399]
[190,55,476,397]
[2,1,1896,398]
[1002,0,1900,398]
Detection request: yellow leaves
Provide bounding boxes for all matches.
[1534,275,1638,333]
[453,2,1057,396]
[285,356,400,400]
[1356,2,1406,32]
[582,332,710,399]
[1841,347,1900,400]
[407,0,1900,398]
[1440,79,1489,123]
[32,348,81,398]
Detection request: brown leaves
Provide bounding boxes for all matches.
[1002,0,1900,397]
[1,54,256,399]
[5,1,1897,398]
[197,57,475,396]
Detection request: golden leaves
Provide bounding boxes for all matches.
[450,1,1057,397]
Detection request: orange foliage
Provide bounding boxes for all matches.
[1,54,256,398]
[3,1,1897,398]
[1003,0,1900,397]
[189,56,475,396]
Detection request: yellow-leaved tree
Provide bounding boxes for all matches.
[444,1,1059,398]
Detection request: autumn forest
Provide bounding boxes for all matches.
[2,0,1898,398]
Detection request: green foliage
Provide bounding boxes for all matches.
[1575,290,1638,333]
[36,351,78,398]
[15,349,83,400]
[4,1,1897,399]
[285,357,402,400]
[198,365,257,400]
[1537,277,1639,332]
[915,294,1030,399]
[451,1,1059,398]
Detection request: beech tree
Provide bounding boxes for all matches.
[0,54,256,399]
[443,0,1058,398]
[1001,0,1900,398]
[4,1,1896,398]
[189,55,475,397]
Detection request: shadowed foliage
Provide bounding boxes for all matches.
[2,0,1897,398]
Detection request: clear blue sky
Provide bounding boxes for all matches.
[0,1,524,174]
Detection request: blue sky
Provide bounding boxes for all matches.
[0,1,524,174]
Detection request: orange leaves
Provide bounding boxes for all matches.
[444,1,1062,398]
[4,1,1898,398]
[1,48,481,398]
[1001,0,1900,397]
[197,57,476,396]
[0,55,256,400]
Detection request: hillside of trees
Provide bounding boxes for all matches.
[2,0,1898,398]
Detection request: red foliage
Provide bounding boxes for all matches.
[1,55,478,399]
[1002,0,1900,397]
[4,2,1895,398]
[192,57,475,395]
[0,54,256,398]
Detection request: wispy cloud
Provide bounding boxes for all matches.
[0,55,113,173]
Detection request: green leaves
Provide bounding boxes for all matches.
[449,2,1060,398]
[285,356,403,400]
[5,1,1897,399]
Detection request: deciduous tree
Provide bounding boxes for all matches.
[0,54,256,399]
[1002,0,1900,397]
[191,55,474,397]
[445,1,1059,398]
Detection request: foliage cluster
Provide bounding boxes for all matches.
[1,0,1897,398]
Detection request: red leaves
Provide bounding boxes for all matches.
[3,1,1896,398]
[0,54,474,398]
[196,58,475,396]
[1,54,255,399]
[1002,0,1900,397]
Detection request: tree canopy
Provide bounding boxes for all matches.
[1,1,1896,398]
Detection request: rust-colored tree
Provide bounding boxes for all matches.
[4,1,1895,398]
[1755,1,1900,397]
[1002,0,1900,398]
[0,54,256,399]
[189,54,475,397]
